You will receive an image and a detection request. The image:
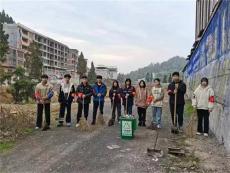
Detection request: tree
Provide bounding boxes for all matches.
[24,42,43,79]
[150,73,153,82]
[163,75,167,83]
[145,72,151,82]
[10,67,36,103]
[117,73,125,84]
[0,68,12,85]
[77,52,87,77]
[0,23,9,63]
[88,61,97,84]
[168,73,172,83]
[0,10,14,24]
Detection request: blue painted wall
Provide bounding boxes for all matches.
[184,0,230,151]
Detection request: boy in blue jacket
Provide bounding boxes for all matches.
[92,75,107,125]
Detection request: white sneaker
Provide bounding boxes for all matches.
[75,123,80,128]
[35,127,40,130]
[157,124,161,129]
[204,133,209,137]
[196,132,201,135]
[66,123,71,127]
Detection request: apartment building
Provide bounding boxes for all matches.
[2,23,80,80]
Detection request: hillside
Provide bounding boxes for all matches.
[124,56,186,82]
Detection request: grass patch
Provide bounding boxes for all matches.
[23,128,34,135]
[0,141,15,153]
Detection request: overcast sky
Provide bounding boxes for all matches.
[0,0,195,73]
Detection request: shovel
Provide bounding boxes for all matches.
[171,91,179,134]
[147,129,163,157]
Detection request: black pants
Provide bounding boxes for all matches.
[36,103,50,128]
[77,103,89,123]
[137,107,146,124]
[111,102,121,121]
[197,109,210,133]
[170,104,184,127]
[92,101,104,123]
[59,102,71,123]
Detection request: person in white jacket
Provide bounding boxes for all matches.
[192,77,215,137]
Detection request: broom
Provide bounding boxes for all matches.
[96,96,105,125]
[185,111,197,138]
[108,96,115,126]
[78,98,91,131]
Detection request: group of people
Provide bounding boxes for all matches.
[34,71,215,137]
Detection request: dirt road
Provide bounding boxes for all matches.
[0,99,229,173]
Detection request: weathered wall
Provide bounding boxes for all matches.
[184,0,230,152]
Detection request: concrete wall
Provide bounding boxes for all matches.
[184,0,230,152]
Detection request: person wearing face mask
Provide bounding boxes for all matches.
[122,78,136,115]
[34,74,53,131]
[57,74,75,127]
[135,80,148,127]
[192,77,215,137]
[168,72,186,132]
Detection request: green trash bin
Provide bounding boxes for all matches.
[120,116,137,140]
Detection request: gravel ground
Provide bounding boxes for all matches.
[0,98,229,173]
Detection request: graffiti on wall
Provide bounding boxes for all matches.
[184,0,230,151]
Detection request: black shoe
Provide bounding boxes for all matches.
[108,119,114,126]
[91,121,96,125]
[57,123,63,127]
[142,122,146,127]
[42,125,50,131]
[138,122,142,126]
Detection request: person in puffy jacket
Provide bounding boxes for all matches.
[34,74,53,131]
[92,75,107,125]
[151,78,164,129]
[122,78,136,115]
[57,74,75,127]
[75,75,93,127]
[135,80,148,127]
[192,77,215,137]
[109,80,122,125]
[167,72,186,131]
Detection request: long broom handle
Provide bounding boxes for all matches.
[82,97,84,117]
[174,92,177,126]
[126,95,128,115]
[154,130,159,150]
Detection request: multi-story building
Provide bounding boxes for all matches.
[183,0,230,151]
[2,23,80,80]
[95,65,118,80]
[195,0,220,40]
[1,24,24,72]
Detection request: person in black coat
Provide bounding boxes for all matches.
[57,74,75,127]
[76,75,93,127]
[167,72,186,130]
[122,78,136,115]
[109,80,122,125]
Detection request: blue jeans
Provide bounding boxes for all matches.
[152,106,162,126]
